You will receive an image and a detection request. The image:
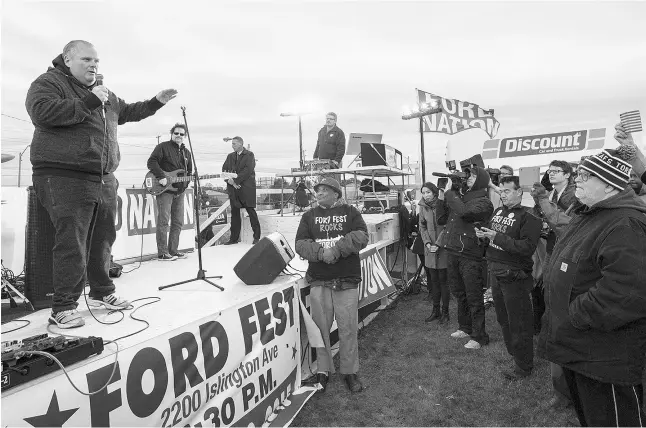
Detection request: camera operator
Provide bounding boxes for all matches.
[438,166,494,349]
[476,176,542,380]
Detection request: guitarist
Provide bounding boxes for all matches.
[147,123,193,261]
[222,136,261,245]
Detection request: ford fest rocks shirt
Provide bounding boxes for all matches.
[295,204,367,283]
[485,205,542,272]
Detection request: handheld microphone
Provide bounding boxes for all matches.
[95,73,106,120]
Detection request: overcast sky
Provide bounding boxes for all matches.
[2,0,645,188]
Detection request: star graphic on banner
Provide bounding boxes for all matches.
[24,391,79,427]
[292,343,297,360]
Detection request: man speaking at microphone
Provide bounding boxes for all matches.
[26,40,177,329]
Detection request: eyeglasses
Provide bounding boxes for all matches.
[575,169,596,182]
[173,132,185,136]
[547,169,564,175]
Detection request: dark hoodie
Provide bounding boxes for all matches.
[540,188,646,385]
[439,166,494,260]
[26,54,164,179]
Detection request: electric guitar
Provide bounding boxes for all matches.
[144,169,238,196]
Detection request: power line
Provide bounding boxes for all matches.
[1,113,33,124]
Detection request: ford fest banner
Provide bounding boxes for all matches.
[481,128,607,159]
[2,284,302,427]
[417,89,500,139]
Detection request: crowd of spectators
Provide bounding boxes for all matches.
[410,123,646,426]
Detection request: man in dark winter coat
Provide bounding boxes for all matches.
[221,136,261,244]
[295,177,369,394]
[313,112,345,168]
[147,123,193,261]
[26,40,177,329]
[439,166,494,349]
[540,149,646,427]
[476,176,542,380]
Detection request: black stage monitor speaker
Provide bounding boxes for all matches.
[360,143,402,169]
[233,232,296,285]
[24,186,55,309]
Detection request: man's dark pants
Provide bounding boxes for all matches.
[447,253,488,345]
[230,204,260,241]
[33,175,117,313]
[155,191,184,256]
[489,266,534,372]
[562,367,645,427]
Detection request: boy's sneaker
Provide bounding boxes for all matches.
[170,251,187,258]
[450,330,470,339]
[464,340,482,349]
[88,293,131,310]
[49,309,85,329]
[158,253,177,261]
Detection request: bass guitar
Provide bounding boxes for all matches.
[144,169,238,196]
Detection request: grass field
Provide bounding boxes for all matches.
[292,290,580,427]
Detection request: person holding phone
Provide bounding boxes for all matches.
[418,182,449,323]
[476,176,542,380]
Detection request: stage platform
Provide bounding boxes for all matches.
[2,234,400,427]
[1,244,313,427]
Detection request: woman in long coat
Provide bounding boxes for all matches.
[418,182,449,323]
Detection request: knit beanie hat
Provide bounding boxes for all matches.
[579,149,632,191]
[314,177,342,197]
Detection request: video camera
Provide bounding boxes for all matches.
[432,154,485,191]
[486,168,501,186]
[432,171,468,191]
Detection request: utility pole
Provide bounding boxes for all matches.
[17,145,31,187]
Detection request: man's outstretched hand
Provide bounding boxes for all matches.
[156,89,178,104]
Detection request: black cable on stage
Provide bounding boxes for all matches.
[44,294,161,395]
[105,296,161,343]
[120,181,150,274]
[1,319,31,333]
[82,285,128,326]
[287,262,306,274]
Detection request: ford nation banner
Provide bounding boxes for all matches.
[417,89,500,139]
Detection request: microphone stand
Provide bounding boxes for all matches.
[159,106,224,291]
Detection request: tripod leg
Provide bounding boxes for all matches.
[203,278,225,291]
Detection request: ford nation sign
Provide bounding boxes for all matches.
[498,130,587,158]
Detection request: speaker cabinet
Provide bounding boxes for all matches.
[24,186,55,309]
[233,232,295,285]
[360,143,402,169]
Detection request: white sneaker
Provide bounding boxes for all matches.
[49,309,85,329]
[88,293,131,310]
[464,340,481,349]
[450,330,470,339]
